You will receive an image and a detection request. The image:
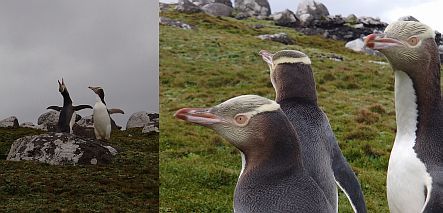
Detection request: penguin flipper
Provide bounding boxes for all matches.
[73,105,93,111]
[331,140,367,213]
[108,108,124,114]
[47,106,62,111]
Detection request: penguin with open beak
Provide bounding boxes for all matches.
[47,78,92,133]
[175,95,334,212]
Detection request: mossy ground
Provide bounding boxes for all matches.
[160,11,441,212]
[0,127,158,212]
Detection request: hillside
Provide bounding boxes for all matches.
[159,10,430,212]
[0,127,159,212]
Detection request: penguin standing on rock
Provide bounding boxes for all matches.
[88,86,124,140]
[175,95,334,212]
[260,50,367,213]
[47,78,92,133]
[365,21,443,212]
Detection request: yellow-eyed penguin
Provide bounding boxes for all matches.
[260,50,367,213]
[88,86,124,140]
[47,78,92,133]
[365,21,442,212]
[175,95,334,212]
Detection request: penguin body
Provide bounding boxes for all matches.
[175,95,334,212]
[260,50,367,212]
[365,21,443,212]
[47,79,92,133]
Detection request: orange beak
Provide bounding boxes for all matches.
[364,33,403,50]
[175,108,222,126]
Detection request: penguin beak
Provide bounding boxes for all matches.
[259,50,274,66]
[364,33,403,50]
[175,108,222,126]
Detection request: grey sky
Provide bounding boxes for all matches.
[0,0,159,127]
[160,0,443,31]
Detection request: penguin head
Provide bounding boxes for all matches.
[88,86,106,104]
[175,95,283,151]
[364,21,437,74]
[58,78,67,93]
[260,50,317,103]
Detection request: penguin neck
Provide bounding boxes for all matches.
[240,126,303,179]
[272,64,317,104]
[61,90,72,106]
[96,95,106,105]
[394,70,441,138]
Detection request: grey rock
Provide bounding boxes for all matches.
[257,32,294,45]
[345,38,379,56]
[142,123,160,134]
[191,0,232,7]
[295,0,329,26]
[202,3,233,17]
[160,17,194,30]
[270,9,300,27]
[345,14,358,24]
[398,15,420,22]
[7,132,117,165]
[0,116,19,128]
[20,122,45,130]
[234,0,271,17]
[38,111,59,131]
[176,0,201,13]
[159,2,172,12]
[357,16,387,28]
[126,111,151,129]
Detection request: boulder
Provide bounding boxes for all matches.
[126,111,151,129]
[295,0,329,26]
[142,123,160,134]
[77,115,121,130]
[357,16,387,28]
[38,111,59,131]
[191,0,232,7]
[270,9,300,27]
[234,0,271,17]
[202,3,233,17]
[20,122,45,130]
[0,116,19,128]
[176,0,201,13]
[7,132,118,165]
[345,38,379,56]
[398,15,420,22]
[257,33,294,45]
[345,14,358,24]
[160,17,194,30]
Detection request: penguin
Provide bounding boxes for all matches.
[47,78,92,133]
[260,50,367,213]
[88,86,124,140]
[175,95,334,212]
[364,21,443,212]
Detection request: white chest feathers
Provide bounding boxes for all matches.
[387,71,432,213]
[93,101,111,140]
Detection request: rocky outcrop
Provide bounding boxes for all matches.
[176,0,202,13]
[191,0,232,7]
[160,17,194,30]
[270,9,300,27]
[7,132,118,165]
[257,33,294,45]
[234,0,271,18]
[0,116,19,128]
[398,15,420,22]
[38,111,59,132]
[202,3,233,17]
[295,0,329,26]
[20,122,45,130]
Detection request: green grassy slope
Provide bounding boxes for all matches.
[160,11,424,212]
[0,127,158,212]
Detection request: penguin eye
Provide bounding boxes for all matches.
[234,114,249,126]
[407,36,419,46]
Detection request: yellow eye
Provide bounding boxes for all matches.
[407,37,419,46]
[234,114,248,125]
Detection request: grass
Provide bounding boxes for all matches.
[159,11,441,212]
[0,127,159,212]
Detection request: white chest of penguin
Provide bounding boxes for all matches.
[387,71,433,213]
[93,102,111,134]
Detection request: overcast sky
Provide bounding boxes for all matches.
[160,0,443,32]
[0,0,159,127]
